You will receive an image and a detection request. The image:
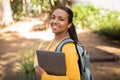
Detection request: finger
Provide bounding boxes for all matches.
[37,66,45,72]
[34,64,38,67]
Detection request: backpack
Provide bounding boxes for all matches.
[56,38,94,80]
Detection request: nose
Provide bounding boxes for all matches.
[51,18,58,24]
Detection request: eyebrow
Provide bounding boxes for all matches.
[51,14,67,19]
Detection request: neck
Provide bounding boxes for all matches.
[54,32,69,41]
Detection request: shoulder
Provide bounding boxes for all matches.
[61,42,79,59]
[63,42,75,47]
[59,38,76,48]
[62,42,76,51]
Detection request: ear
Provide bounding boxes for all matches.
[67,23,72,29]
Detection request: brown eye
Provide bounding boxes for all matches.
[50,16,55,20]
[59,17,64,21]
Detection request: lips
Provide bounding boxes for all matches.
[52,25,58,28]
[51,24,60,29]
[51,25,59,32]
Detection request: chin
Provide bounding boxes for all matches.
[53,32,57,34]
[52,30,57,33]
[52,31,59,34]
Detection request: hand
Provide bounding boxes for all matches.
[35,65,45,79]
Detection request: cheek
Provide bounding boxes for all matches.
[61,22,69,29]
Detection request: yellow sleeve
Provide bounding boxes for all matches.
[41,43,81,80]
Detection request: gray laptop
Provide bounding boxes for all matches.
[36,50,66,76]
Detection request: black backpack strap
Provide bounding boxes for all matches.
[55,38,74,52]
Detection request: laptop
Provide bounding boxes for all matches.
[36,50,66,76]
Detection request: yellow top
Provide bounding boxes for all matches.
[41,40,81,80]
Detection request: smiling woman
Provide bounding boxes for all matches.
[35,6,81,80]
[50,8,70,34]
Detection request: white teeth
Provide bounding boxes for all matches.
[52,25,58,28]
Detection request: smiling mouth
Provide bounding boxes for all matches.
[51,25,59,32]
[51,24,60,29]
[52,25,58,28]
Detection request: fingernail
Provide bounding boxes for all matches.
[34,64,38,67]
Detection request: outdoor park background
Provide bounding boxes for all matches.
[0,0,120,80]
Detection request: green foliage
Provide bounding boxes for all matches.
[19,46,37,80]
[31,0,42,5]
[10,0,26,20]
[15,14,26,21]
[10,0,23,15]
[72,4,101,29]
[72,4,120,40]
[94,11,120,39]
[31,0,49,14]
[10,0,69,20]
[19,42,44,80]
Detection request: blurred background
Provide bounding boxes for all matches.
[0,0,120,80]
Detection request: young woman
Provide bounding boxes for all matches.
[35,6,81,80]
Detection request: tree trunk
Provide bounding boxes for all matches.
[0,0,3,26]
[1,0,13,26]
[26,0,31,14]
[22,0,26,14]
[22,0,31,15]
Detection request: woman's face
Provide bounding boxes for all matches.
[50,9,70,34]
